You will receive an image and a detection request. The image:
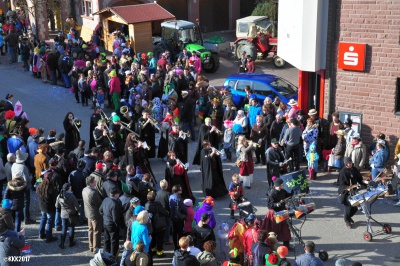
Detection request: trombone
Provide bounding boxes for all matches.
[143,117,161,131]
[100,120,116,150]
[213,128,223,136]
[211,147,221,156]
[119,121,140,138]
[73,118,82,132]
[100,110,111,124]
[181,131,191,138]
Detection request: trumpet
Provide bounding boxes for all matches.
[119,121,140,138]
[212,127,223,136]
[211,147,221,156]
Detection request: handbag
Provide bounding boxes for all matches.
[152,212,167,232]
[68,213,79,226]
[173,200,187,221]
[327,154,335,167]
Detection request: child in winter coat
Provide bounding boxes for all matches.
[183,199,195,235]
[228,174,244,219]
[306,142,319,180]
[97,88,105,109]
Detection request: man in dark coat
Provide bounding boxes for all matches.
[168,123,188,164]
[338,157,366,229]
[3,94,14,112]
[270,114,285,141]
[68,160,86,223]
[102,171,121,198]
[99,188,123,258]
[193,118,219,165]
[266,138,286,188]
[251,230,271,266]
[138,110,156,158]
[180,91,196,141]
[155,179,172,243]
[89,107,103,148]
[200,141,228,199]
[46,49,59,85]
[80,148,99,177]
[172,236,200,266]
[251,115,269,165]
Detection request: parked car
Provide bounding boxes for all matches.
[223,73,298,108]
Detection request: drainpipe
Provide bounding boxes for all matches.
[327,0,337,117]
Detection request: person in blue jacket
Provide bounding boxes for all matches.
[369,139,388,180]
[248,98,262,128]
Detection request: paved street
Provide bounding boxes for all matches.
[0,43,398,266]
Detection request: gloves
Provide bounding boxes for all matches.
[279,162,283,167]
[275,202,281,208]
[371,164,375,168]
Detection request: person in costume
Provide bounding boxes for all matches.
[306,142,319,180]
[89,106,102,148]
[165,151,194,202]
[223,120,235,162]
[228,174,244,219]
[138,109,156,158]
[168,123,188,164]
[266,178,292,249]
[237,135,256,189]
[209,98,224,130]
[109,114,126,157]
[199,141,228,199]
[193,118,219,165]
[250,115,269,165]
[63,112,80,153]
[157,122,170,160]
[265,138,286,188]
[93,119,112,155]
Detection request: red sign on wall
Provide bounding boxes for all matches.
[338,42,366,71]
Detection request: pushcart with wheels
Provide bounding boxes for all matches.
[359,186,392,242]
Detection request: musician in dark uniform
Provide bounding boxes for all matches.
[267,178,293,249]
[63,112,80,153]
[93,119,112,156]
[119,105,135,132]
[168,123,188,164]
[338,157,366,229]
[266,138,286,187]
[193,117,219,165]
[89,106,103,148]
[165,151,194,202]
[250,115,269,165]
[138,109,156,158]
[109,114,125,157]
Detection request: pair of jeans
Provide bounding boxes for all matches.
[55,208,62,229]
[286,144,300,171]
[7,46,17,62]
[12,209,23,232]
[23,189,31,221]
[61,217,75,237]
[39,212,55,239]
[182,121,195,140]
[61,73,71,88]
[49,69,57,85]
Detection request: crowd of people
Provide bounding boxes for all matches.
[0,13,395,266]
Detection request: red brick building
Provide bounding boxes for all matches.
[325,0,400,152]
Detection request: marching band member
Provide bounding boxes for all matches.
[138,109,156,158]
[93,119,111,155]
[193,117,219,165]
[168,123,188,164]
[165,151,194,201]
[265,138,286,188]
[237,136,256,189]
[157,122,170,160]
[109,115,125,157]
[208,98,224,130]
[63,112,80,153]
[200,140,228,199]
[89,106,102,148]
[250,115,269,165]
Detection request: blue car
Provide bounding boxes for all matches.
[223,73,298,108]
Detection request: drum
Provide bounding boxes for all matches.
[275,210,289,224]
[362,190,378,202]
[349,194,364,207]
[304,202,315,214]
[375,185,388,197]
[294,205,308,219]
[288,209,295,217]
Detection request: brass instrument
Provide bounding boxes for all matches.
[119,121,140,138]
[250,141,261,148]
[182,131,191,138]
[120,106,129,115]
[148,117,161,131]
[73,119,82,132]
[100,120,116,150]
[100,110,111,124]
[214,128,223,136]
[211,147,221,156]
[139,141,151,151]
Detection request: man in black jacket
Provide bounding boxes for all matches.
[172,236,200,266]
[46,49,59,85]
[102,171,120,198]
[99,188,123,258]
[68,160,86,223]
[251,230,271,266]
[265,138,286,188]
[180,91,196,141]
[155,179,171,244]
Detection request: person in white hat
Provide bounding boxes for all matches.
[344,133,366,171]
[287,99,299,120]
[330,129,347,171]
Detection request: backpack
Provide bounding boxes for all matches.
[61,55,72,73]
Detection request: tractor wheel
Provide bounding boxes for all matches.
[273,55,286,68]
[318,250,329,262]
[203,53,220,73]
[153,44,165,60]
[235,40,256,61]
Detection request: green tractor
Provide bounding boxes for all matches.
[153,20,220,73]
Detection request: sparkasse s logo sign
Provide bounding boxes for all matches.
[338,42,366,71]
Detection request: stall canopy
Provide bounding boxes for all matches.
[94,3,175,24]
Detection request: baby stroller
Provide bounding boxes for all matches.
[90,249,118,266]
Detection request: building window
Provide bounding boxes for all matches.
[82,0,92,17]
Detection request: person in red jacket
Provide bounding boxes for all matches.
[245,55,255,73]
[108,70,121,111]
